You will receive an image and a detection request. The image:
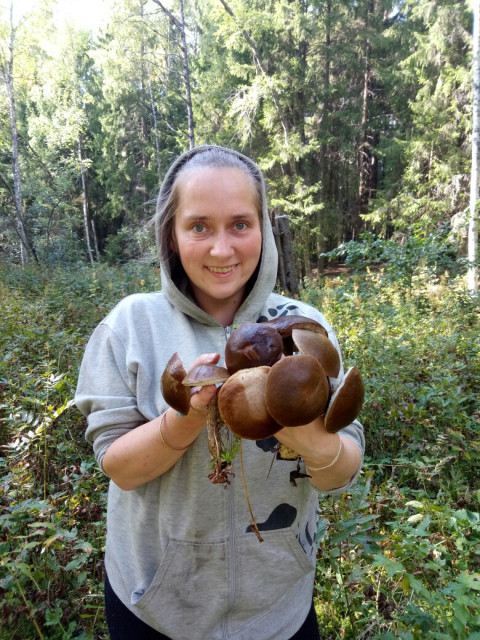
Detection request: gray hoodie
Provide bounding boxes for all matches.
[75,145,364,640]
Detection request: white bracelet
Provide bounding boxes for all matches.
[305,435,343,472]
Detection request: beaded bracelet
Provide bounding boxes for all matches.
[159,411,194,451]
[304,435,343,472]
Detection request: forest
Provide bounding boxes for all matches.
[1,0,480,638]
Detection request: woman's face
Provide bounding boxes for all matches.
[173,167,262,324]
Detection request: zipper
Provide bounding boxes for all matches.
[224,324,233,341]
[222,323,236,639]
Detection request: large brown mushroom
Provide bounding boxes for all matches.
[324,366,364,433]
[265,315,328,355]
[225,323,283,374]
[161,352,191,415]
[291,328,341,378]
[265,354,330,427]
[218,366,281,440]
[182,363,231,483]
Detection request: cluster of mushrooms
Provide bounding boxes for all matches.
[161,316,364,485]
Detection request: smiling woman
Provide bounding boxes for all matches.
[172,167,263,326]
[75,145,365,640]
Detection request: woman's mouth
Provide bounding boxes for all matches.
[206,265,238,274]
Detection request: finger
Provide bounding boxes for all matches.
[189,384,217,413]
[188,352,221,371]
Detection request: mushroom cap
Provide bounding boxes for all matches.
[218,366,281,440]
[266,315,328,338]
[161,352,191,415]
[266,315,328,355]
[225,323,284,374]
[182,364,230,387]
[265,355,330,427]
[325,366,364,433]
[292,329,341,378]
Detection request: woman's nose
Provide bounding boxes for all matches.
[210,231,234,257]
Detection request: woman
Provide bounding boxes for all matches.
[75,145,364,640]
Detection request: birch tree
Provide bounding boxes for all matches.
[0,3,39,263]
[469,0,479,293]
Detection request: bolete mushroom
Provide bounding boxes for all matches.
[291,328,341,378]
[324,366,364,433]
[218,366,281,440]
[161,352,191,415]
[266,315,328,355]
[225,323,283,374]
[182,363,232,484]
[265,354,330,427]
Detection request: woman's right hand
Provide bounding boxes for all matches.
[186,352,221,415]
[101,352,222,490]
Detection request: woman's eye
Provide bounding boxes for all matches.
[192,224,206,233]
[235,222,247,231]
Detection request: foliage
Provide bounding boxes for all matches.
[1,261,479,638]
[320,230,460,287]
[1,0,476,270]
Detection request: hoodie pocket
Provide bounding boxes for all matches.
[230,530,315,633]
[133,539,229,639]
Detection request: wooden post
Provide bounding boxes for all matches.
[274,215,299,296]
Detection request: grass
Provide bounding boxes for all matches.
[0,261,479,639]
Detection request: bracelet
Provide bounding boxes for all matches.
[159,412,194,451]
[304,435,343,472]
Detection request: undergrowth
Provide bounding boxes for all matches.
[1,262,479,639]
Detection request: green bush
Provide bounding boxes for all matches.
[1,261,479,638]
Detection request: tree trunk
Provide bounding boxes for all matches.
[151,0,195,148]
[317,0,332,275]
[469,0,479,294]
[275,215,299,296]
[2,5,39,264]
[357,1,377,235]
[78,135,94,265]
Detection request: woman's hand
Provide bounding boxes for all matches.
[185,352,221,415]
[274,416,362,491]
[102,352,222,491]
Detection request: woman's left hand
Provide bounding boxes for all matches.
[274,416,362,491]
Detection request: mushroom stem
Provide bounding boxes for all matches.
[239,441,264,543]
[206,397,235,484]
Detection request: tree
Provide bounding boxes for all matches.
[151,0,196,148]
[469,0,479,293]
[0,3,39,263]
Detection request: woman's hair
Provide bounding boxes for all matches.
[155,147,263,272]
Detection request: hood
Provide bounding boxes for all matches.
[155,145,279,327]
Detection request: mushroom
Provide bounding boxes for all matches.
[182,364,232,483]
[266,315,328,355]
[218,366,281,440]
[161,352,191,415]
[324,366,364,433]
[265,354,330,427]
[291,328,341,378]
[225,322,283,374]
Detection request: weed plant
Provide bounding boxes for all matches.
[1,262,479,639]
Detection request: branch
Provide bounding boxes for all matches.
[217,0,290,146]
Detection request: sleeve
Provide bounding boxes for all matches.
[75,323,145,469]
